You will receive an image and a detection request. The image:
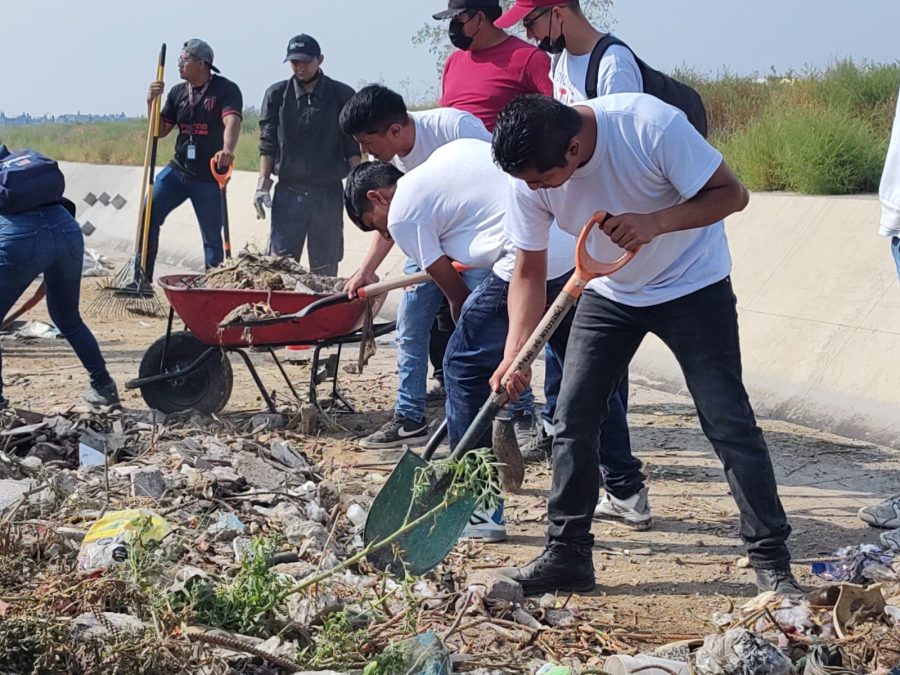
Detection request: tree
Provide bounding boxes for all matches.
[413,0,616,80]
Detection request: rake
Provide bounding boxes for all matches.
[89,44,167,318]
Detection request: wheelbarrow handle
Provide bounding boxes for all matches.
[447,212,638,462]
[297,261,470,319]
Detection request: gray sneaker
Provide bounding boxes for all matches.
[509,411,539,450]
[358,415,429,450]
[521,426,552,463]
[858,496,900,529]
[83,381,121,409]
[593,486,652,531]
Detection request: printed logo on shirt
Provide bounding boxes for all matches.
[203,96,216,112]
[178,122,210,136]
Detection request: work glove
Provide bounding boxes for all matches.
[254,177,273,220]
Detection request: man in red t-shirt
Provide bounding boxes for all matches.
[434,0,552,131]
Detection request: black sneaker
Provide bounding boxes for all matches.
[499,541,596,596]
[755,566,806,596]
[358,415,430,450]
[83,381,121,409]
[521,426,553,463]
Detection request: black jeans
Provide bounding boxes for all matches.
[550,277,791,568]
[270,181,343,275]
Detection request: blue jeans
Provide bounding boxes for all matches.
[270,182,344,276]
[0,206,111,402]
[395,260,489,423]
[892,237,900,283]
[143,165,223,280]
[444,272,636,475]
[551,279,791,568]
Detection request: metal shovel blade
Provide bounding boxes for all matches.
[491,418,525,493]
[364,448,477,576]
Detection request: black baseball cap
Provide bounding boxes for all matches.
[433,0,500,20]
[183,39,220,73]
[284,34,322,63]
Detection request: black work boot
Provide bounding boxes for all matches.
[755,566,805,596]
[500,541,596,595]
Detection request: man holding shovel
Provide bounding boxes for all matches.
[143,39,242,284]
[344,139,576,542]
[338,84,492,450]
[490,94,802,596]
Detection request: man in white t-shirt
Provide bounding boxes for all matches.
[338,85,492,450]
[489,94,801,597]
[344,138,577,542]
[878,83,900,284]
[497,0,651,531]
[496,0,641,105]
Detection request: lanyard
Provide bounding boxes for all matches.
[187,78,212,120]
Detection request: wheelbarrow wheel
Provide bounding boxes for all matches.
[138,331,233,414]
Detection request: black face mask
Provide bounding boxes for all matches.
[449,18,474,51]
[538,13,566,54]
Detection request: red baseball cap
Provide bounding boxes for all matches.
[495,0,560,29]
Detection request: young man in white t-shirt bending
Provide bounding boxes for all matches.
[490,94,801,597]
[344,138,576,542]
[338,85,492,449]
[498,0,651,531]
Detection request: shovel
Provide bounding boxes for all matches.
[363,211,637,576]
[210,158,233,260]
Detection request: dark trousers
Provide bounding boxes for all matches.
[444,271,635,474]
[0,206,111,402]
[550,278,791,568]
[144,165,223,281]
[270,181,343,276]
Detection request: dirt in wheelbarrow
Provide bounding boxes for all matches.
[186,250,347,293]
[2,275,899,673]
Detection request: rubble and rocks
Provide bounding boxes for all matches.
[187,252,346,293]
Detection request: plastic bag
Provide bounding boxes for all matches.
[695,628,792,675]
[77,509,170,572]
[363,631,450,675]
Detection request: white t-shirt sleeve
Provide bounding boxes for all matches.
[504,178,555,251]
[595,45,643,95]
[652,111,723,201]
[457,113,492,142]
[879,86,900,236]
[388,219,444,270]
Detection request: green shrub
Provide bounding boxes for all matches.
[720,105,887,194]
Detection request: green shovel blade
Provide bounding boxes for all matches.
[364,449,478,577]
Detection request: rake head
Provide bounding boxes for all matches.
[87,258,166,318]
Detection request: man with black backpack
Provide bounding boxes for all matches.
[496,0,707,137]
[256,34,361,275]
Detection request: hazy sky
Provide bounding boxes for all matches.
[2,0,898,117]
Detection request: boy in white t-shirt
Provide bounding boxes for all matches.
[877,83,900,283]
[344,138,576,542]
[489,94,801,597]
[338,85,492,450]
[498,0,650,530]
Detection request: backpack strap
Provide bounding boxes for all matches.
[585,34,629,99]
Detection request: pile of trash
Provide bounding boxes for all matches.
[188,252,346,294]
[3,403,900,674]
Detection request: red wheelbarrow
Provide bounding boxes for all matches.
[125,274,393,415]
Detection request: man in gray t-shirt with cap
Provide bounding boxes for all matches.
[256,34,361,275]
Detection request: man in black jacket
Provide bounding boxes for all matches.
[256,35,361,275]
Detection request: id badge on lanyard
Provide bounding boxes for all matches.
[186,80,210,163]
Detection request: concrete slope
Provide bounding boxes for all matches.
[631,193,900,449]
[61,163,899,448]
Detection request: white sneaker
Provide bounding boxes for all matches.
[593,486,652,531]
[859,496,900,529]
[880,528,900,550]
[462,502,507,543]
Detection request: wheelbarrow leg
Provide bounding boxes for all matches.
[267,346,304,406]
[329,343,355,414]
[232,348,278,414]
[159,305,177,373]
